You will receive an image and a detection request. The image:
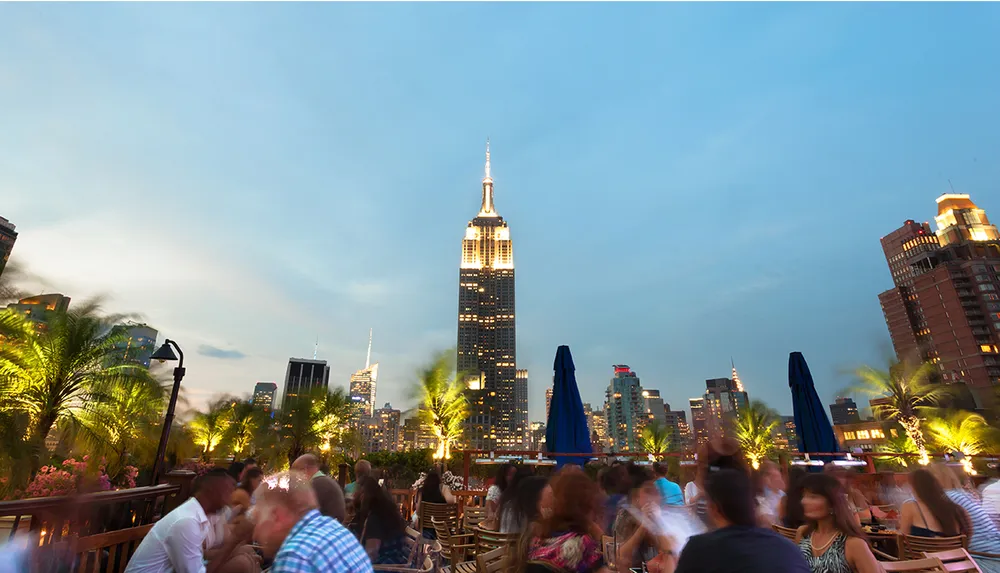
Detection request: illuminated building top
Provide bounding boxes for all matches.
[935,193,1000,245]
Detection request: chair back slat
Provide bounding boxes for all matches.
[772,525,798,541]
[904,535,967,560]
[420,503,458,534]
[463,507,487,531]
[924,549,983,573]
[476,546,508,573]
[71,524,153,573]
[474,527,518,553]
[882,557,949,572]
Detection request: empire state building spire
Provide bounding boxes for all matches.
[480,138,495,216]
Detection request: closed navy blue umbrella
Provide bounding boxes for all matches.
[789,351,840,461]
[546,345,592,468]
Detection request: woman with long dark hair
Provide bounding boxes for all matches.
[795,474,879,573]
[357,476,409,564]
[930,463,1000,573]
[231,467,264,513]
[779,467,807,529]
[901,468,971,538]
[497,465,534,533]
[486,463,516,524]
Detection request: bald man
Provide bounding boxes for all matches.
[344,460,372,498]
[291,454,347,524]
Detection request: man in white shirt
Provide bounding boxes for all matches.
[126,469,255,573]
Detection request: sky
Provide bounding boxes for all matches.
[2,3,1000,423]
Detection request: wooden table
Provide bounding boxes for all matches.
[863,527,902,559]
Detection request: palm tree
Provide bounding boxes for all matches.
[926,411,994,457]
[733,400,779,470]
[279,387,351,462]
[0,300,158,465]
[874,434,919,469]
[188,397,233,460]
[70,377,166,480]
[640,422,672,456]
[854,360,948,465]
[223,399,269,460]
[410,352,468,460]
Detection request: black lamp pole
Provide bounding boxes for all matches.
[150,339,185,485]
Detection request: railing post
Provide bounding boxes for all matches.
[163,470,196,515]
[338,463,349,488]
[462,451,470,488]
[865,453,876,474]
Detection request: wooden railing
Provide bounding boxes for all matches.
[0,471,193,544]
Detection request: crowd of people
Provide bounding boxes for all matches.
[61,441,1000,573]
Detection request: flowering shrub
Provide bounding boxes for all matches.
[24,456,112,498]
[121,466,139,489]
[179,460,218,477]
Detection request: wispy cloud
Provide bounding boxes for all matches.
[197,344,246,360]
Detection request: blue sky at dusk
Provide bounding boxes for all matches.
[3,3,1000,422]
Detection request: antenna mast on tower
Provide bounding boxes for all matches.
[365,328,373,370]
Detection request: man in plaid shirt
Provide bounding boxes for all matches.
[255,473,373,573]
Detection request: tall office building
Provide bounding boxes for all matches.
[282,357,330,407]
[605,365,644,452]
[363,403,402,452]
[457,142,517,450]
[514,369,529,447]
[529,421,547,451]
[773,416,799,451]
[586,405,611,453]
[663,404,689,450]
[349,330,379,419]
[402,417,437,451]
[111,322,158,367]
[703,377,749,438]
[0,216,17,278]
[545,388,553,421]
[252,382,278,411]
[7,294,71,332]
[829,397,861,425]
[877,193,1000,402]
[642,389,667,427]
[689,397,708,447]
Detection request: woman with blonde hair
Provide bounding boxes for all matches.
[929,463,1000,573]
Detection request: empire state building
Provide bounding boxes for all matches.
[458,142,521,450]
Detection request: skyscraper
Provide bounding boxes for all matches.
[281,357,330,407]
[663,404,689,450]
[605,365,644,451]
[0,216,17,278]
[545,387,553,421]
[349,329,379,419]
[829,397,861,425]
[364,403,402,452]
[6,294,71,332]
[689,397,708,447]
[514,369,529,447]
[111,322,158,367]
[457,142,517,450]
[642,389,667,427]
[703,377,749,438]
[877,193,1000,402]
[252,382,278,411]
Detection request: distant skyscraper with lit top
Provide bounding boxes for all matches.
[458,141,518,450]
[350,329,378,419]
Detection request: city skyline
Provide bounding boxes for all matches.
[3,3,1000,423]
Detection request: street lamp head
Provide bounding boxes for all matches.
[150,343,179,363]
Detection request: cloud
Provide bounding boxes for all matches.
[197,344,246,360]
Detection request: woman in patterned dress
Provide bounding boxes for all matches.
[795,474,880,573]
[930,463,1000,573]
[525,470,606,573]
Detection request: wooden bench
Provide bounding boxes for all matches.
[73,524,153,573]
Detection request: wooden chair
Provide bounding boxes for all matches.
[473,527,519,553]
[72,524,153,573]
[923,549,984,573]
[476,546,509,573]
[374,556,435,573]
[431,517,474,569]
[903,535,968,560]
[772,524,798,541]
[602,535,617,571]
[420,503,459,536]
[881,557,948,572]
[462,507,487,532]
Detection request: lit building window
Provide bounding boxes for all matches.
[843,431,857,440]
[870,429,885,439]
[856,430,871,440]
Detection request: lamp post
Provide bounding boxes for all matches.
[150,339,185,485]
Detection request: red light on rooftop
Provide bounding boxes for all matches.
[613,365,631,374]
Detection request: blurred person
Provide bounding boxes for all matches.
[232,467,265,513]
[900,468,971,538]
[654,462,685,507]
[241,459,258,482]
[778,467,808,529]
[756,461,786,526]
[980,469,1000,524]
[670,468,809,573]
[497,466,535,533]
[692,438,752,529]
[525,471,605,573]
[127,469,259,573]
[876,471,910,510]
[823,467,874,524]
[616,467,663,570]
[254,473,373,573]
[416,469,456,505]
[930,463,1000,573]
[345,460,372,498]
[795,474,879,573]
[291,454,346,523]
[505,476,554,573]
[485,462,516,526]
[227,462,247,484]
[355,477,408,564]
[500,475,551,534]
[600,464,630,533]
